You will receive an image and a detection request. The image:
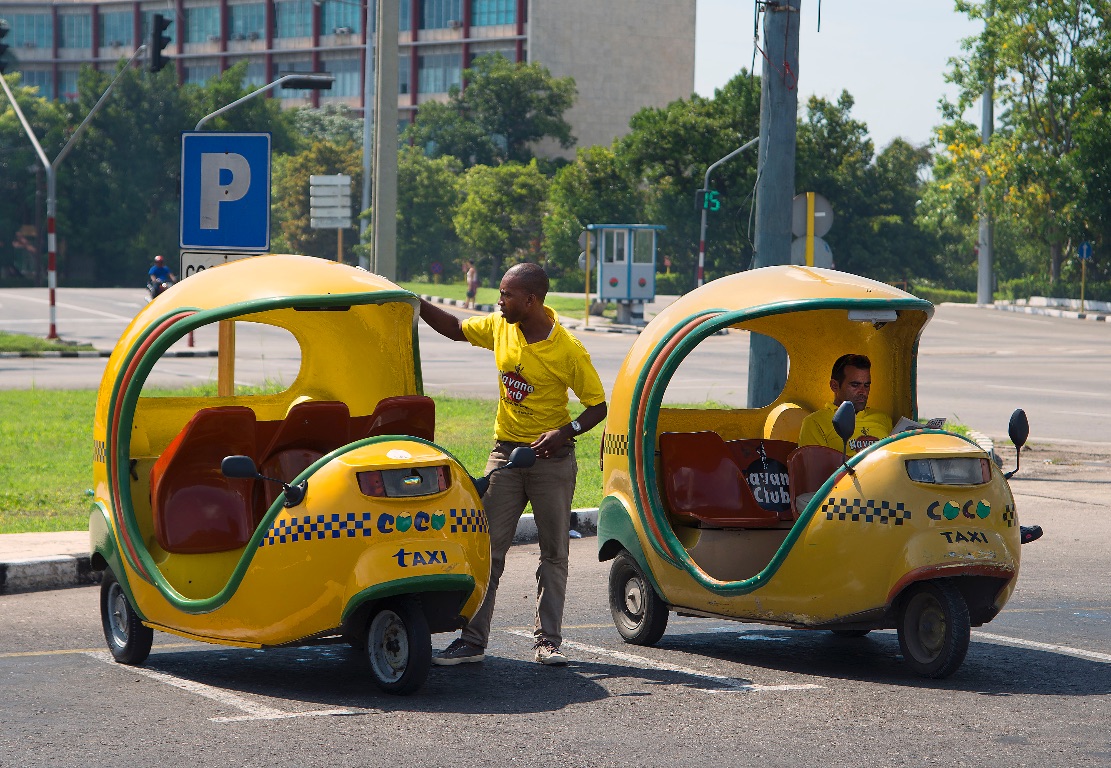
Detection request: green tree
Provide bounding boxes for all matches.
[394,146,465,280]
[403,54,576,167]
[289,103,364,148]
[542,144,644,281]
[271,139,362,261]
[453,160,549,281]
[939,0,1103,282]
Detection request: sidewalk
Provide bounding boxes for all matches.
[0,509,600,596]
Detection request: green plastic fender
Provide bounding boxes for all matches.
[596,494,667,601]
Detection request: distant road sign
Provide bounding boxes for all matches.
[1078,241,1093,261]
[790,235,834,268]
[180,132,271,251]
[180,250,257,279]
[791,193,833,238]
[309,174,352,229]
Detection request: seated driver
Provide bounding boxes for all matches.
[798,353,1043,544]
[798,354,891,456]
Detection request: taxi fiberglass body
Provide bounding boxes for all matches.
[598,265,1030,678]
[90,254,524,695]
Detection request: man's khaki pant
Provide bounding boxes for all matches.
[461,444,576,649]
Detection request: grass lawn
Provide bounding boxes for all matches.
[0,330,95,353]
[398,280,613,320]
[0,390,603,534]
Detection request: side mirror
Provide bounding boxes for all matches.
[470,447,537,498]
[221,455,260,479]
[1004,408,1029,479]
[832,401,857,473]
[222,454,307,507]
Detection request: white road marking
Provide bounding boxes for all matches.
[504,630,820,693]
[84,651,361,722]
[932,319,959,325]
[1,294,133,320]
[972,632,1111,663]
[987,383,1109,399]
[1053,410,1111,419]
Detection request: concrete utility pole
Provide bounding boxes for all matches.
[748,0,800,409]
[371,0,398,279]
[360,2,374,270]
[977,2,995,306]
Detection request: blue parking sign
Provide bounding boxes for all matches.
[180,132,271,251]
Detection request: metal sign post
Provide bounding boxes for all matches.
[1078,242,1093,314]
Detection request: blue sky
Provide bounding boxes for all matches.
[694,1,982,150]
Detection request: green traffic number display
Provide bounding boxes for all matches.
[696,189,721,213]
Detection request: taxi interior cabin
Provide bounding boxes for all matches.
[653,306,927,582]
[124,301,433,598]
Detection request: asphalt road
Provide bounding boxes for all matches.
[1,288,1110,443]
[2,448,1109,766]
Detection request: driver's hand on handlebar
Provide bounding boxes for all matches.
[530,428,568,459]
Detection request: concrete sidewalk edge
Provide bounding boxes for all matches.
[0,508,601,596]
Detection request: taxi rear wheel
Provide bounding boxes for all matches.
[365,598,431,695]
[609,551,668,646]
[897,581,970,679]
[99,567,153,665]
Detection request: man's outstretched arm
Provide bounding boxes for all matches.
[418,298,466,342]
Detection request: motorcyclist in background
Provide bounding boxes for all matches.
[147,255,176,298]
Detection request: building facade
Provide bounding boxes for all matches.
[0,0,694,152]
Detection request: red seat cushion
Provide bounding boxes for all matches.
[727,439,797,520]
[150,406,258,554]
[788,445,846,515]
[257,400,351,511]
[352,395,436,442]
[658,432,781,528]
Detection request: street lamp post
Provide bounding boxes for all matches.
[696,137,758,288]
[194,72,334,130]
[0,45,146,338]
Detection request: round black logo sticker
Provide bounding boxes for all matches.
[745,456,791,513]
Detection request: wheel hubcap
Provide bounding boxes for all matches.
[906,593,946,661]
[623,577,645,617]
[368,610,408,683]
[107,583,129,647]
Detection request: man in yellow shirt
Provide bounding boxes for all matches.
[418,262,608,666]
[798,354,892,456]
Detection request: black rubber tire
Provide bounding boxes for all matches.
[897,580,971,678]
[830,629,871,638]
[608,550,669,646]
[100,567,153,665]
[365,598,432,695]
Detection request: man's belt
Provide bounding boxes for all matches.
[494,439,575,459]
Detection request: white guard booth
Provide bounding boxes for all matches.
[590,224,665,325]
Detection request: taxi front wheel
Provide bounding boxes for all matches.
[609,551,669,646]
[897,581,970,678]
[100,567,153,665]
[365,598,432,695]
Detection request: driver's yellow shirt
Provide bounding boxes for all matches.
[798,403,893,456]
[462,306,606,443]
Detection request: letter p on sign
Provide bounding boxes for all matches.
[180,132,271,251]
[199,152,251,230]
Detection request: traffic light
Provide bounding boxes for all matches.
[0,19,12,75]
[148,13,172,73]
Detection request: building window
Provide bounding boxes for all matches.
[472,0,515,26]
[274,0,313,39]
[246,61,268,87]
[322,57,359,97]
[420,0,461,30]
[59,14,92,50]
[418,52,461,94]
[98,12,133,48]
[185,64,220,85]
[400,2,411,31]
[185,6,221,43]
[59,69,80,101]
[229,3,266,40]
[10,14,52,49]
[22,69,53,95]
[467,45,513,67]
[399,56,410,95]
[322,1,360,35]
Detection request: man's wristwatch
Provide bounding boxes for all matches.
[569,420,582,434]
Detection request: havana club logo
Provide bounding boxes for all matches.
[501,364,534,403]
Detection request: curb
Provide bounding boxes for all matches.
[954,301,1111,323]
[421,294,496,313]
[0,349,218,359]
[0,508,601,595]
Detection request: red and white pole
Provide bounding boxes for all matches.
[47,214,57,339]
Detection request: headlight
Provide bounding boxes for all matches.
[906,458,990,485]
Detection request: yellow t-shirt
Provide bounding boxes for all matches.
[462,306,606,442]
[797,403,893,457]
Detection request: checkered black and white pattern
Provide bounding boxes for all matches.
[823,498,911,525]
[260,512,374,547]
[603,433,629,457]
[93,439,106,464]
[449,507,487,533]
[1002,504,1016,527]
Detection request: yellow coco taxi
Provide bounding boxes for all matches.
[598,265,1031,678]
[90,254,531,695]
